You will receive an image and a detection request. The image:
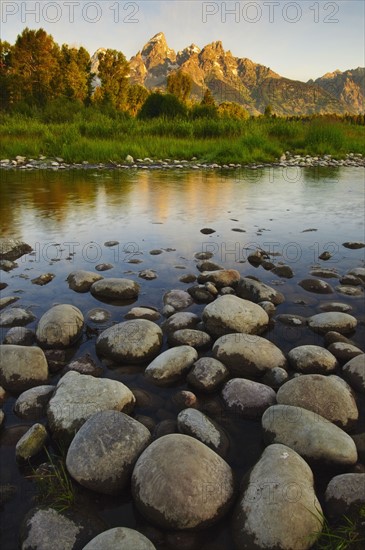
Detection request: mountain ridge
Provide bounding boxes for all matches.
[92,32,364,115]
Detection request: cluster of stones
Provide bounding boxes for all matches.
[0,238,364,549]
[1,152,364,172]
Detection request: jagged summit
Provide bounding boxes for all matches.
[93,34,364,114]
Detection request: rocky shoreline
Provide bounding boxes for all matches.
[1,152,364,171]
[0,237,364,549]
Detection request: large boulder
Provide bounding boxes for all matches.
[277,374,358,430]
[202,295,269,337]
[36,305,84,348]
[131,434,234,530]
[47,371,135,443]
[0,345,48,392]
[236,277,285,304]
[213,333,286,377]
[96,320,162,364]
[82,528,156,550]
[262,405,358,466]
[66,411,151,495]
[144,346,198,386]
[232,444,323,550]
[90,278,140,301]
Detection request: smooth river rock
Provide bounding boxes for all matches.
[342,354,365,393]
[66,270,103,292]
[288,345,338,374]
[3,326,35,346]
[15,423,47,461]
[299,278,334,294]
[232,444,323,550]
[0,345,48,392]
[0,238,32,260]
[197,269,241,288]
[308,312,357,334]
[177,408,229,456]
[167,329,212,349]
[144,346,198,386]
[96,320,163,364]
[47,371,135,443]
[163,289,193,311]
[236,277,285,305]
[90,278,140,300]
[20,507,105,550]
[187,357,229,393]
[203,295,269,337]
[66,411,151,494]
[161,312,200,334]
[36,304,84,348]
[262,405,358,466]
[324,473,365,520]
[213,333,286,377]
[131,434,234,530]
[222,378,276,419]
[14,385,55,419]
[277,374,358,430]
[0,308,35,327]
[82,528,156,550]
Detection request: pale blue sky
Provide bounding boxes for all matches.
[1,1,364,81]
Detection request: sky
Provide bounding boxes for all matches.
[1,0,364,81]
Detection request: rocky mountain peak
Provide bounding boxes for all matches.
[141,32,176,69]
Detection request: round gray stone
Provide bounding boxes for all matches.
[342,354,365,393]
[3,326,34,345]
[203,295,269,337]
[299,278,334,294]
[308,312,357,334]
[167,329,211,349]
[66,411,151,494]
[187,357,229,393]
[47,371,135,443]
[162,312,200,334]
[36,305,84,348]
[132,434,234,529]
[262,405,358,466]
[163,289,193,311]
[0,345,48,392]
[145,346,198,386]
[232,444,323,550]
[221,378,276,419]
[213,333,286,377]
[177,408,229,456]
[0,308,35,327]
[236,278,285,305]
[325,473,365,520]
[125,307,161,321]
[288,345,338,374]
[277,374,358,430]
[82,527,156,550]
[90,278,140,300]
[96,320,162,364]
[67,270,103,293]
[14,385,55,419]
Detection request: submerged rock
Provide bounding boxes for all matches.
[0,238,32,260]
[0,308,35,327]
[67,270,103,292]
[236,277,285,304]
[3,326,34,346]
[90,278,140,300]
[131,434,234,530]
[163,289,193,311]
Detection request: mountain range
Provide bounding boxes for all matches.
[92,33,364,115]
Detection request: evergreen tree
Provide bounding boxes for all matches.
[59,45,93,104]
[201,88,215,106]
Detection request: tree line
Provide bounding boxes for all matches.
[1,28,363,125]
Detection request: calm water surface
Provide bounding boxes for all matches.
[0,167,364,549]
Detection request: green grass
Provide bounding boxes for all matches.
[313,505,365,550]
[27,448,75,512]
[0,111,363,164]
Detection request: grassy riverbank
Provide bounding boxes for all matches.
[0,111,364,164]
